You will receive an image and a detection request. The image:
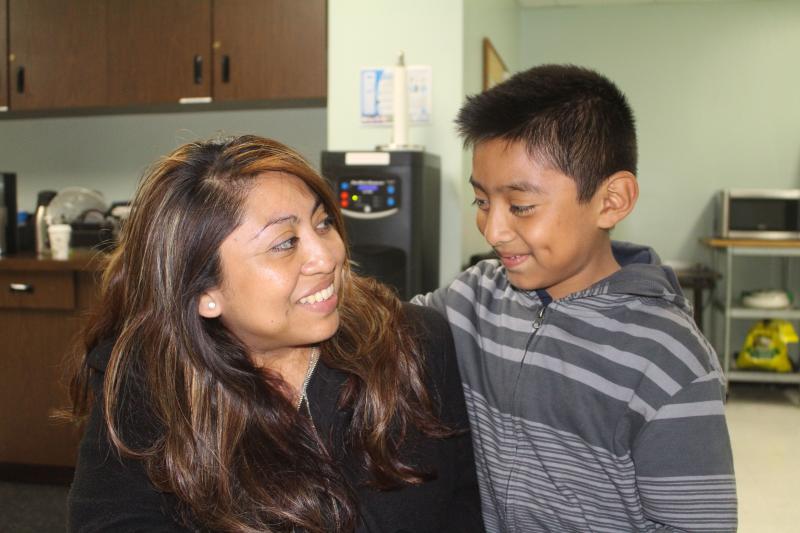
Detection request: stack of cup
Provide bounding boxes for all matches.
[48,224,72,260]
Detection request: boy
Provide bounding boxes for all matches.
[412,65,737,532]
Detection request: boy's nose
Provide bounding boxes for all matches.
[481,208,513,247]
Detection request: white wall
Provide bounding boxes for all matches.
[327,0,466,284]
[0,107,326,213]
[519,0,800,263]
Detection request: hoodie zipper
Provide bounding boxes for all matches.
[532,305,546,330]
[502,302,548,527]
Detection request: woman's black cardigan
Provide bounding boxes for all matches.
[68,304,484,532]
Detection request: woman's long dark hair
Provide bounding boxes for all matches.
[69,136,452,532]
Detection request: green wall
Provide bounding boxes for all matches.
[462,0,520,262]
[327,0,466,283]
[0,107,327,214]
[520,0,800,263]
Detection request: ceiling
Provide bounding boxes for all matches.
[518,0,748,7]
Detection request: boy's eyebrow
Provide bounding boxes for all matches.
[502,181,543,194]
[469,176,543,195]
[468,176,486,192]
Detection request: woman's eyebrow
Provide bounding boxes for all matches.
[251,214,299,241]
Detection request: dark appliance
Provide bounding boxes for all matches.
[321,150,440,300]
[0,173,18,255]
[716,189,800,240]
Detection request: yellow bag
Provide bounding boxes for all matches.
[737,320,798,373]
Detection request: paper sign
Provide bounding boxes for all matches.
[360,65,432,125]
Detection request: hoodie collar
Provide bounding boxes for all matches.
[520,241,690,314]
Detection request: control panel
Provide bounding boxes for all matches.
[337,176,400,218]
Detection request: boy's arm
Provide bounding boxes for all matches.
[410,286,449,316]
[632,376,737,532]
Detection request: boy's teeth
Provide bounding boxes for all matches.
[300,284,334,304]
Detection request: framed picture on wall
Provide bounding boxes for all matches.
[483,38,509,91]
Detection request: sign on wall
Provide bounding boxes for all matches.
[360,65,432,125]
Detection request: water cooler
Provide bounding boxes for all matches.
[321,150,440,300]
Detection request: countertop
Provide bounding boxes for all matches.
[0,250,107,272]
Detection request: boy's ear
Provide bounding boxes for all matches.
[198,290,223,318]
[596,171,638,230]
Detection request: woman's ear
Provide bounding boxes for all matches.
[597,171,638,230]
[198,291,222,318]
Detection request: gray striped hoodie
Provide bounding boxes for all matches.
[412,242,737,532]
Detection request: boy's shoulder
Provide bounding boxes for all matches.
[555,279,721,384]
[449,259,536,309]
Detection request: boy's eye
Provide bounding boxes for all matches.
[510,204,535,216]
[271,236,298,252]
[471,198,489,211]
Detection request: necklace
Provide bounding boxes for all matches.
[295,346,320,410]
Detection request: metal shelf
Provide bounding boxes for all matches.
[706,239,800,389]
[729,307,800,320]
[727,370,800,384]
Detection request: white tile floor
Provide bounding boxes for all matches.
[726,384,800,532]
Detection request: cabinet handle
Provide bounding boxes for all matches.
[193,55,203,85]
[16,67,25,94]
[222,55,230,83]
[9,283,33,293]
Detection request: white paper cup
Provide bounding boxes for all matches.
[48,224,72,260]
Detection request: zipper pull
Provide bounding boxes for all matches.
[532,306,546,330]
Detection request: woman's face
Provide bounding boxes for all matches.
[201,173,346,358]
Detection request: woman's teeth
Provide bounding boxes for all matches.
[299,283,335,304]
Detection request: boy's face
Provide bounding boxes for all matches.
[471,138,615,298]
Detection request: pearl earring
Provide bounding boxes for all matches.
[208,301,217,309]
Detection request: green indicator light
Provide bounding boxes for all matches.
[352,195,359,201]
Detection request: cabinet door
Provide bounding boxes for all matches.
[1,1,8,111]
[0,310,84,466]
[107,0,212,106]
[8,0,107,111]
[0,270,98,467]
[213,0,326,102]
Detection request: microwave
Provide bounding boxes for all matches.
[716,189,800,240]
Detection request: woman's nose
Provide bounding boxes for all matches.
[301,235,338,275]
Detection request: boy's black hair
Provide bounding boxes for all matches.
[456,64,637,203]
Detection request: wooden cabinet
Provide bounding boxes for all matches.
[107,0,212,106]
[8,0,108,111]
[0,1,7,111]
[0,254,101,468]
[213,0,327,102]
[2,0,326,113]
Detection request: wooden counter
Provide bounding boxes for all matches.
[0,250,105,479]
[703,238,800,249]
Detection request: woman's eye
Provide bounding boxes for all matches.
[471,198,489,211]
[510,204,535,216]
[271,237,298,252]
[316,215,334,232]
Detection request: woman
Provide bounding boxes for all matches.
[67,136,482,532]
